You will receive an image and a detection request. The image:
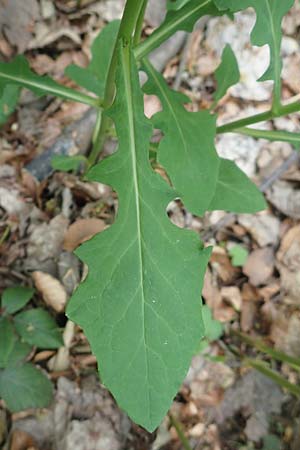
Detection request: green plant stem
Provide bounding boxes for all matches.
[233,330,300,370]
[233,127,300,145]
[133,0,148,46]
[169,413,193,450]
[216,99,300,134]
[245,358,300,397]
[88,0,146,166]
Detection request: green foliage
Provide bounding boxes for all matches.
[213,44,240,105]
[143,59,220,216]
[198,305,223,352]
[67,44,211,431]
[0,364,53,412]
[0,287,61,412]
[14,309,63,349]
[0,56,99,108]
[207,158,266,213]
[262,435,281,450]
[167,0,190,10]
[51,155,88,172]
[2,286,34,315]
[213,0,294,103]
[66,20,120,97]
[0,0,296,433]
[229,244,249,267]
[143,61,264,216]
[0,84,20,124]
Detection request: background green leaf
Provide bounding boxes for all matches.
[67,44,211,432]
[207,158,266,213]
[14,309,63,349]
[0,84,20,125]
[65,20,119,97]
[229,244,249,267]
[0,318,31,368]
[1,286,34,315]
[198,305,223,352]
[0,363,53,412]
[0,56,98,107]
[51,155,88,172]
[213,44,240,105]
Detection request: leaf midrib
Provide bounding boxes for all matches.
[122,45,152,425]
[265,0,279,88]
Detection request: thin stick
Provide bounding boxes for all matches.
[169,413,193,450]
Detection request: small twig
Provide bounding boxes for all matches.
[259,150,299,193]
[169,413,193,450]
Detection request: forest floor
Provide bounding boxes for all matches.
[1,1,300,449]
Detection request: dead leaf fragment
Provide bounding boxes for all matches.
[243,247,274,286]
[238,213,280,246]
[32,271,67,313]
[10,428,38,450]
[63,218,106,251]
[277,225,300,303]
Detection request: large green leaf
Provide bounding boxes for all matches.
[0,84,20,125]
[67,44,210,432]
[1,286,34,315]
[65,20,120,97]
[167,0,190,10]
[213,44,240,105]
[207,158,266,213]
[143,60,265,216]
[0,56,99,108]
[0,363,53,412]
[14,309,63,349]
[0,318,31,368]
[135,0,227,59]
[143,59,220,216]
[213,0,294,101]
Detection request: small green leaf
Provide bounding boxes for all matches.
[0,318,16,368]
[198,305,223,352]
[0,363,53,412]
[262,435,282,450]
[207,158,266,213]
[66,20,120,97]
[213,44,240,105]
[67,44,211,432]
[51,155,88,172]
[0,84,20,125]
[202,305,223,342]
[1,286,34,315]
[0,56,99,108]
[143,59,220,216]
[229,244,249,267]
[0,318,31,368]
[14,309,63,349]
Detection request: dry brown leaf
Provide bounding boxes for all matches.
[267,181,300,219]
[211,247,239,284]
[203,270,236,322]
[221,286,242,311]
[241,300,257,332]
[63,218,106,251]
[243,247,274,286]
[277,225,300,304]
[32,271,67,313]
[10,429,38,450]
